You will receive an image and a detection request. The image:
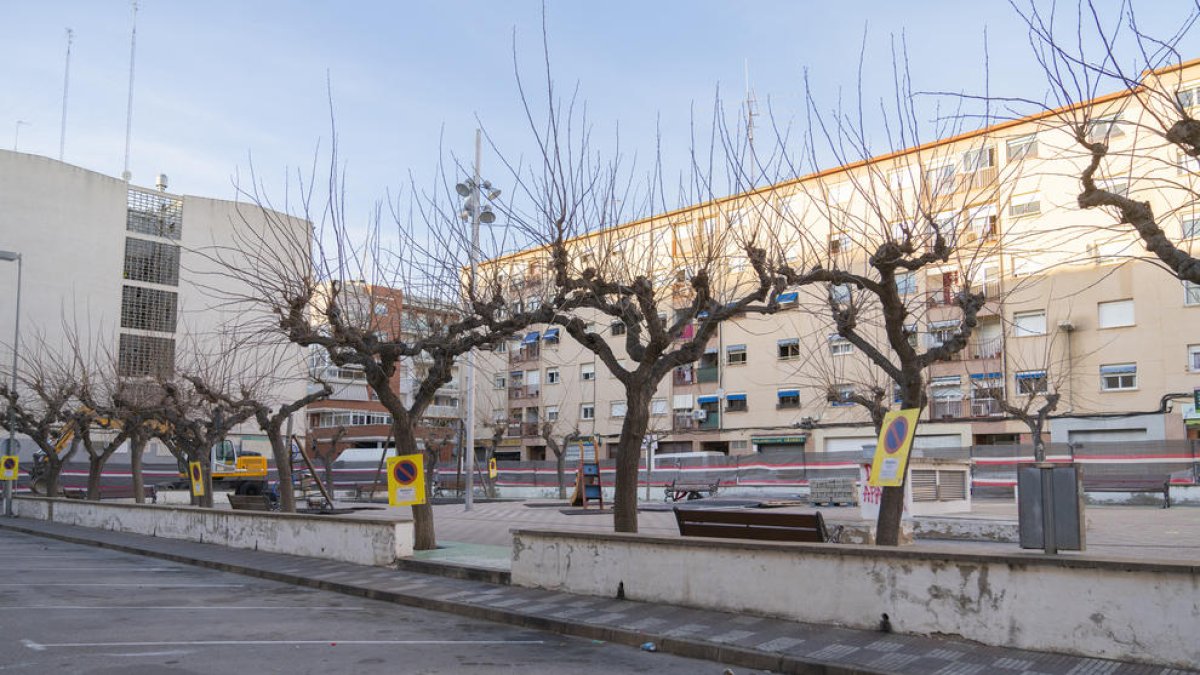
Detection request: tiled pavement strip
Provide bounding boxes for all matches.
[1,518,1192,675]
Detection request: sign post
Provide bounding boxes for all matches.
[868,409,920,487]
[387,455,427,507]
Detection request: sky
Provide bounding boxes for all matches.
[1,1,1193,232]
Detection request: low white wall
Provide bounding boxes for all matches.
[14,497,413,566]
[511,529,1199,668]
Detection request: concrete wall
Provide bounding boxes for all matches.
[511,529,1199,668]
[14,497,413,566]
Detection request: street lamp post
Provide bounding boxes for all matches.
[456,130,500,512]
[0,250,22,517]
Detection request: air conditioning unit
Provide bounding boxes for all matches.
[692,410,707,421]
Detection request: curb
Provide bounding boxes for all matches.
[0,519,883,675]
[395,558,512,585]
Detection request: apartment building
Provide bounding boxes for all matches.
[0,150,310,459]
[304,288,464,462]
[471,59,1200,459]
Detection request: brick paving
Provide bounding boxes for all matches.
[2,518,1193,675]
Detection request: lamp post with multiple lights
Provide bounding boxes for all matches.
[0,250,22,517]
[455,130,500,512]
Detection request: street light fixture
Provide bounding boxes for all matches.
[455,131,502,512]
[0,250,22,517]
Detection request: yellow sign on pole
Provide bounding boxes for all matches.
[188,461,206,497]
[868,409,921,487]
[0,455,18,481]
[387,454,426,506]
[487,457,498,479]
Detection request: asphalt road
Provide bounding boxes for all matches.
[0,529,741,674]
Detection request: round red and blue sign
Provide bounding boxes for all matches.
[882,416,910,454]
[392,459,418,486]
[2,457,15,471]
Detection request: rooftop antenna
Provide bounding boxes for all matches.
[59,28,73,161]
[122,1,138,182]
[13,121,30,151]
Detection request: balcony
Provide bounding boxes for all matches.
[969,336,1003,360]
[520,422,540,437]
[509,346,540,364]
[673,323,696,343]
[422,405,461,419]
[930,399,962,420]
[673,413,697,431]
[696,365,719,383]
[955,166,997,193]
[673,367,696,386]
[507,385,540,400]
[698,411,720,430]
[970,398,1004,417]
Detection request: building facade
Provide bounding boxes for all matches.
[471,60,1200,460]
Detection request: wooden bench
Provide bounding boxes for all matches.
[664,479,720,502]
[674,507,842,543]
[227,493,275,511]
[62,485,158,503]
[1082,475,1171,508]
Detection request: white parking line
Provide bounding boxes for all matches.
[8,567,183,572]
[23,639,546,650]
[0,606,365,611]
[0,583,243,588]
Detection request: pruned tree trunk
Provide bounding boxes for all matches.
[130,436,148,504]
[86,454,105,500]
[268,434,296,513]
[555,450,566,499]
[612,387,651,533]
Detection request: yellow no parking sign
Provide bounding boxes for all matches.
[868,409,920,487]
[387,455,426,506]
[188,461,205,497]
[0,456,18,481]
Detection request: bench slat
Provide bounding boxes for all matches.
[674,508,834,543]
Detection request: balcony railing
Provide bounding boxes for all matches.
[970,336,1003,360]
[509,347,540,364]
[507,385,540,400]
[697,365,719,383]
[970,398,1004,417]
[521,422,540,437]
[673,368,696,386]
[928,280,1003,307]
[955,166,997,193]
[422,405,461,419]
[698,411,720,430]
[930,399,962,419]
[673,413,697,431]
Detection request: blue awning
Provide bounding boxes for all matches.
[509,371,521,378]
[970,372,1003,380]
[725,394,747,402]
[1100,364,1136,374]
[1015,370,1047,379]
[542,328,560,340]
[697,395,719,404]
[726,344,746,351]
[777,291,799,303]
[777,337,799,346]
[522,331,540,344]
[777,389,800,398]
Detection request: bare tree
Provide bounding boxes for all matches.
[1009,1,1200,282]
[0,339,81,497]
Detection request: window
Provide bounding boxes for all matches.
[1098,177,1130,198]
[123,238,180,286]
[611,321,627,336]
[776,389,800,409]
[928,320,958,347]
[726,344,747,366]
[120,285,178,333]
[546,405,559,422]
[1182,216,1200,239]
[492,409,506,423]
[1100,363,1137,391]
[965,204,998,241]
[672,394,694,411]
[1178,81,1200,109]
[117,333,175,379]
[960,146,995,173]
[1189,345,1200,372]
[895,272,917,296]
[777,338,800,360]
[651,398,668,416]
[925,163,956,196]
[1008,193,1041,218]
[580,403,595,420]
[1015,370,1048,395]
[1187,281,1200,306]
[493,372,507,389]
[493,341,507,353]
[828,231,851,254]
[1013,311,1047,337]
[610,401,627,418]
[725,394,748,412]
[546,367,560,385]
[1087,115,1125,142]
[829,384,855,407]
[581,363,596,381]
[543,328,560,346]
[126,189,182,239]
[1179,150,1200,176]
[1097,299,1134,328]
[831,283,852,304]
[1006,134,1038,161]
[829,336,853,356]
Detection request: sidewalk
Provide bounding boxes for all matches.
[2,517,1190,675]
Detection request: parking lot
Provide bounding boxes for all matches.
[0,529,734,674]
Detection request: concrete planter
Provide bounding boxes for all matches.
[13,496,413,566]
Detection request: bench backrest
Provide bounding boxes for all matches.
[674,508,830,543]
[227,494,272,511]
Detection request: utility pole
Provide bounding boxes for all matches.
[463,129,482,511]
[122,1,138,182]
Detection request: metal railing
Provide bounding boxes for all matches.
[930,399,962,419]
